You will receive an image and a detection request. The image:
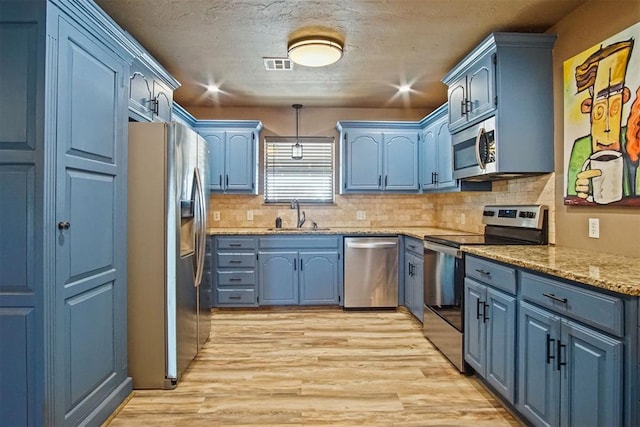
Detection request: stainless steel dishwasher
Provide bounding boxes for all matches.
[344,237,398,308]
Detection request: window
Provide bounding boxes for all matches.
[264,136,334,203]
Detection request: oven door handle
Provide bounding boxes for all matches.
[423,241,462,258]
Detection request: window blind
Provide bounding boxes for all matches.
[264,136,334,203]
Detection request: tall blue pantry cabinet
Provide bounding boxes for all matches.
[0,0,136,424]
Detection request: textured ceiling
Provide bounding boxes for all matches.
[95,0,586,109]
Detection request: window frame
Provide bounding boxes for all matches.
[263,136,335,204]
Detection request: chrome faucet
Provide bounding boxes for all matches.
[290,199,306,228]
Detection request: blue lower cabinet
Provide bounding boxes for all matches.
[258,251,299,305]
[464,279,487,373]
[257,236,342,306]
[464,278,516,404]
[300,251,340,305]
[485,288,516,403]
[213,237,258,307]
[403,251,423,322]
[258,249,340,306]
[517,301,623,427]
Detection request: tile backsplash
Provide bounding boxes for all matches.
[207,174,555,243]
[208,194,437,229]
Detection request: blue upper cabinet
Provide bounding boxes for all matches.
[419,105,490,193]
[384,132,419,191]
[443,33,556,173]
[127,42,179,123]
[338,122,420,193]
[345,131,383,190]
[194,121,262,194]
[447,52,495,131]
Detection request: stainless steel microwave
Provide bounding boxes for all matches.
[452,116,496,180]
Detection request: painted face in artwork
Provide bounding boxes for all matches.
[579,49,632,152]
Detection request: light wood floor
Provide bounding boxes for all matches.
[106,308,521,426]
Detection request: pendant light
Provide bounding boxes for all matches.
[291,104,303,159]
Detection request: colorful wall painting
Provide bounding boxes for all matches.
[564,22,640,206]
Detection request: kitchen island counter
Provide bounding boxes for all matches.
[463,245,640,296]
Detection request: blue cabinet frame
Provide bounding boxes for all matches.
[337,122,420,193]
[195,121,263,194]
[0,1,136,425]
[257,236,342,306]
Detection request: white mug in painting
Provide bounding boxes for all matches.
[579,150,623,204]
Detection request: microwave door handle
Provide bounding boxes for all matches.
[475,126,485,170]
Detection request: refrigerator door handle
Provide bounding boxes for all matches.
[193,168,206,287]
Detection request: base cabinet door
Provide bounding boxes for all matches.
[560,320,622,427]
[517,301,623,427]
[464,279,486,374]
[258,251,298,305]
[485,288,516,403]
[465,277,516,404]
[518,302,561,427]
[299,251,339,305]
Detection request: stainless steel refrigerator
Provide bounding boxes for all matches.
[127,122,210,389]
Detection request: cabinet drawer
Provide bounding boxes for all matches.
[217,253,256,268]
[404,237,423,255]
[521,272,623,337]
[465,256,516,295]
[217,270,255,286]
[216,288,256,305]
[259,236,340,249]
[217,237,256,250]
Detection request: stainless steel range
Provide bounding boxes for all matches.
[422,205,548,372]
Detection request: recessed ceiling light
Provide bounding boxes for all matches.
[398,84,411,93]
[206,84,220,92]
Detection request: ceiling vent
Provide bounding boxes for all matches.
[263,57,293,71]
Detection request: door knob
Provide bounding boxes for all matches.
[57,221,70,230]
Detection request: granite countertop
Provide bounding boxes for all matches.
[207,227,640,297]
[207,226,473,241]
[463,245,640,297]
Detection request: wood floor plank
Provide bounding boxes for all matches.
[105,308,520,426]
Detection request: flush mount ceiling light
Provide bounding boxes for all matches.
[287,36,343,67]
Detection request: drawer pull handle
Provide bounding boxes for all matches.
[229,260,242,264]
[408,244,416,249]
[475,269,491,277]
[545,334,555,364]
[228,243,242,247]
[543,293,567,304]
[228,296,242,300]
[229,278,242,282]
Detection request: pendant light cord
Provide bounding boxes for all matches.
[293,103,302,143]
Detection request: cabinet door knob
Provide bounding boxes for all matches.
[57,221,70,230]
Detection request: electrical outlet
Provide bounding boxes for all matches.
[588,218,599,238]
[356,211,366,220]
[213,211,220,221]
[247,210,254,221]
[460,213,466,225]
